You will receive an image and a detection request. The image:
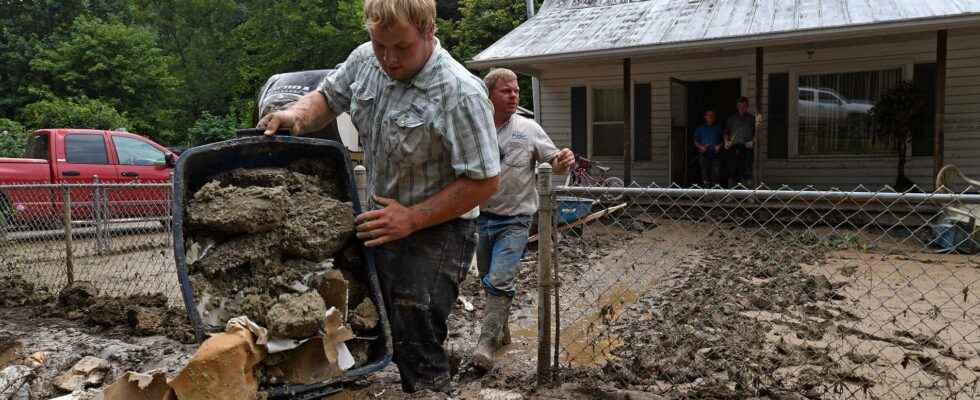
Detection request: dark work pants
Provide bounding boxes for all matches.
[698,147,721,186]
[375,218,476,393]
[725,143,753,184]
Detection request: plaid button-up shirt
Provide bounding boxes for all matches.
[319,41,500,212]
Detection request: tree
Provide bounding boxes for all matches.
[29,15,180,136]
[0,0,136,117]
[443,0,544,110]
[20,97,130,132]
[869,81,929,192]
[0,118,28,158]
[134,0,246,118]
[185,112,237,146]
[232,0,367,102]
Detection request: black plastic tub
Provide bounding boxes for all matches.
[170,134,391,398]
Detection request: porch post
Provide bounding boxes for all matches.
[526,0,541,121]
[755,47,764,185]
[623,58,632,184]
[934,30,947,182]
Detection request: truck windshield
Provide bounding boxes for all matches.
[27,133,49,159]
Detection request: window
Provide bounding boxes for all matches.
[27,133,49,159]
[113,136,165,166]
[797,68,903,155]
[592,88,624,156]
[65,134,108,164]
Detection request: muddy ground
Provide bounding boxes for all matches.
[4,212,979,399]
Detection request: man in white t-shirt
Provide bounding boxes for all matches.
[472,68,574,370]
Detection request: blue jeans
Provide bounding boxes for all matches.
[477,213,532,297]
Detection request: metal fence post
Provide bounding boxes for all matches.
[62,186,74,286]
[93,175,104,254]
[536,163,554,383]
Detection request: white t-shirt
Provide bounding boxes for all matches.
[481,114,560,216]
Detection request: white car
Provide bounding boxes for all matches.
[798,87,874,126]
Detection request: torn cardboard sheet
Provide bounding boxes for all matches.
[96,370,173,400]
[266,307,354,385]
[169,321,267,400]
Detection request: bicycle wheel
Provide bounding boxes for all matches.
[601,176,625,201]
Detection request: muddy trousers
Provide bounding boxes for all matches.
[375,218,477,393]
[476,213,532,297]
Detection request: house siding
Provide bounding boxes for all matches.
[534,28,980,190]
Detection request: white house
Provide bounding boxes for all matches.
[469,0,980,190]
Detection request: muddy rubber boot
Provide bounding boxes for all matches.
[472,294,512,371]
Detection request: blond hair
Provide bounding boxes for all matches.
[364,0,436,34]
[484,68,518,92]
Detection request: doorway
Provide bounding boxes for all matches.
[669,78,742,186]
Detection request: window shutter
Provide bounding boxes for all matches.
[633,83,652,161]
[570,86,588,156]
[767,73,789,159]
[912,63,936,157]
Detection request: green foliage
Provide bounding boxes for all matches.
[134,0,245,117]
[233,0,367,100]
[20,97,130,131]
[1,0,530,145]
[444,0,543,110]
[0,0,136,116]
[0,118,28,158]
[29,15,179,135]
[186,112,238,146]
[870,82,929,190]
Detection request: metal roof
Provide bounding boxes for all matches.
[471,0,980,67]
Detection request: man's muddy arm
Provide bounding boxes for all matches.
[355,176,499,247]
[411,176,499,229]
[258,91,338,136]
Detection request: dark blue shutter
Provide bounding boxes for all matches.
[633,83,652,161]
[912,63,937,156]
[767,73,789,159]
[570,86,588,156]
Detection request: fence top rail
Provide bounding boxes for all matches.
[554,186,980,205]
[0,182,172,190]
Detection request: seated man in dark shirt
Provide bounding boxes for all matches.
[694,110,724,186]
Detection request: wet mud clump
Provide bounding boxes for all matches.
[1,275,54,307]
[184,158,374,342]
[266,292,327,339]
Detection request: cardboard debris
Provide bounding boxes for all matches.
[317,269,350,319]
[322,307,355,366]
[270,308,354,385]
[24,352,46,368]
[169,322,267,400]
[53,356,110,392]
[96,370,174,400]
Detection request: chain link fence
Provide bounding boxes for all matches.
[534,166,980,399]
[1,181,181,307]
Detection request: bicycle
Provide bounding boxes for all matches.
[564,154,625,201]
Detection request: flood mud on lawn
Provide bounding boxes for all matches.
[553,220,980,400]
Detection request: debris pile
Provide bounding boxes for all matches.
[174,158,381,390]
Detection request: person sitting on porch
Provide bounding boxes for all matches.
[725,96,757,186]
[694,110,724,187]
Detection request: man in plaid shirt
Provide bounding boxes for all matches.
[258,0,499,393]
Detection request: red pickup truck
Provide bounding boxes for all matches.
[0,129,177,224]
